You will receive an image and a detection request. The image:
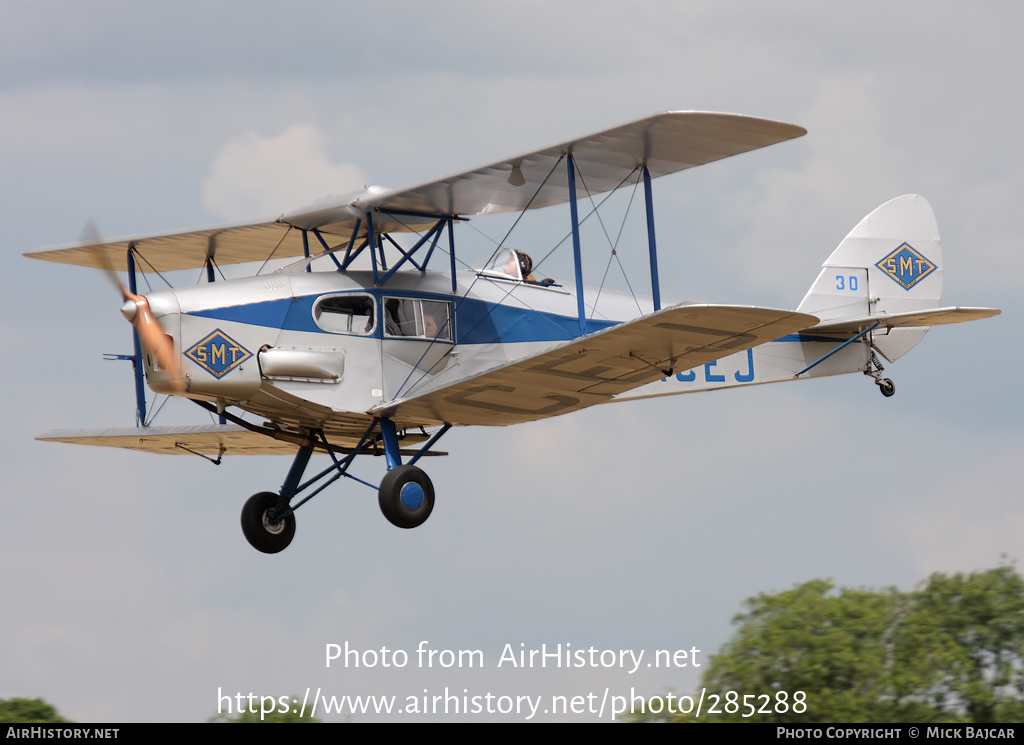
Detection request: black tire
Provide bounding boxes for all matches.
[878,378,896,397]
[378,465,434,529]
[241,491,295,553]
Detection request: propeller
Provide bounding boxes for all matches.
[83,220,187,394]
[118,288,187,393]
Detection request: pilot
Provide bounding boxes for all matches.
[504,250,536,282]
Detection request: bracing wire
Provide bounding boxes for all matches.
[255,227,295,276]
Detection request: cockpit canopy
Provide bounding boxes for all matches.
[476,248,534,282]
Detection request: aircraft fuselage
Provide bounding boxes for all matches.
[141,263,649,438]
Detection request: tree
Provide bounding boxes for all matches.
[0,697,70,723]
[895,565,1024,722]
[702,580,912,722]
[634,565,1024,722]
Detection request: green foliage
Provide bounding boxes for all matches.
[210,698,321,723]
[0,697,70,723]
[636,565,1024,723]
[704,580,908,722]
[895,565,1024,723]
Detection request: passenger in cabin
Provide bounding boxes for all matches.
[384,298,402,335]
[423,312,440,339]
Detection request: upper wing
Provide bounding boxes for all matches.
[284,111,806,230]
[25,111,804,273]
[807,306,1001,335]
[373,304,818,427]
[23,218,301,273]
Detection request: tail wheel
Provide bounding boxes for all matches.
[241,491,296,553]
[877,378,896,397]
[378,465,434,529]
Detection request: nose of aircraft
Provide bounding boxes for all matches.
[119,288,187,394]
[80,220,188,394]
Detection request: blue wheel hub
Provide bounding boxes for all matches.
[399,481,425,511]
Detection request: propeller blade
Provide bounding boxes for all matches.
[80,219,186,394]
[80,218,124,295]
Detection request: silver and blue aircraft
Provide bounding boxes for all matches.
[27,112,999,553]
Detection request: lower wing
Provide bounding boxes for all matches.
[372,304,818,427]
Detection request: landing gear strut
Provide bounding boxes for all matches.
[237,420,450,552]
[865,351,895,397]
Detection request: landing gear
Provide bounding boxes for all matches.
[236,420,450,552]
[378,464,435,529]
[865,351,896,397]
[241,491,295,554]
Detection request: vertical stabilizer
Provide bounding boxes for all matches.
[797,195,942,361]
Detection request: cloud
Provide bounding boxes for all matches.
[710,75,907,302]
[201,125,366,222]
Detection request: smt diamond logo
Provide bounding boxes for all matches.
[185,330,252,378]
[876,243,936,290]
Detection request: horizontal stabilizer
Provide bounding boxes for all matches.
[808,306,1000,336]
[374,304,817,427]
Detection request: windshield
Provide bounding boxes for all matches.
[477,247,534,282]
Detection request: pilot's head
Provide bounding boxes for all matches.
[515,251,533,278]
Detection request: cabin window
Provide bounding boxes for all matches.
[383,297,453,342]
[313,294,376,335]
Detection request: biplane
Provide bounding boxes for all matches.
[26,112,999,553]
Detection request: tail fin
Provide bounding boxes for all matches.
[797,194,941,362]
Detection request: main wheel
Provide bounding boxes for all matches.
[877,378,896,397]
[378,465,434,529]
[241,491,295,553]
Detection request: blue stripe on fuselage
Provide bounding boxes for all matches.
[786,332,852,343]
[185,293,617,344]
[453,297,615,344]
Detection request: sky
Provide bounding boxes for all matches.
[2,1,1021,723]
